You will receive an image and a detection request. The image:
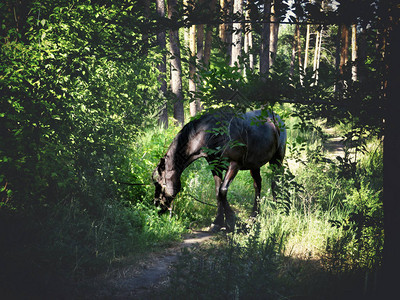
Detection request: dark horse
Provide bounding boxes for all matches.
[152,108,286,232]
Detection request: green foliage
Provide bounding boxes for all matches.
[0,2,184,294]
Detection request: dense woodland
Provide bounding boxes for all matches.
[1,0,399,298]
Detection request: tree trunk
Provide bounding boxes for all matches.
[313,26,323,85]
[337,24,349,94]
[168,0,184,125]
[269,0,280,68]
[289,32,296,81]
[339,24,349,75]
[204,26,213,66]
[193,20,204,115]
[225,0,233,64]
[295,23,303,84]
[351,24,357,81]
[204,0,216,67]
[244,7,253,72]
[183,0,189,47]
[260,0,271,80]
[357,26,367,83]
[219,0,226,42]
[156,0,168,128]
[231,0,243,67]
[189,23,197,117]
[141,0,150,55]
[247,0,258,71]
[304,24,311,72]
[315,26,323,84]
[313,29,320,79]
[334,24,341,94]
[197,24,205,64]
[219,0,233,63]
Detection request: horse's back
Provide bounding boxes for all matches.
[209,109,286,169]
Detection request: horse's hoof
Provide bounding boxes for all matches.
[225,215,236,233]
[209,223,223,233]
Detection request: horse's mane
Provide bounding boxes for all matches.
[166,108,238,171]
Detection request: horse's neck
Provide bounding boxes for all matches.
[166,130,207,176]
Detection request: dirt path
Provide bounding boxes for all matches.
[323,127,345,159]
[81,231,214,299]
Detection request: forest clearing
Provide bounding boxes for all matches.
[1,1,398,299]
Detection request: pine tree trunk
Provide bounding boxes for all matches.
[313,27,320,84]
[156,0,168,128]
[220,0,233,62]
[304,24,310,72]
[313,26,323,85]
[219,0,226,42]
[269,0,279,68]
[204,0,216,67]
[351,24,357,81]
[194,21,204,114]
[197,25,205,64]
[189,24,197,117]
[231,0,243,67]
[289,32,296,81]
[247,0,257,70]
[358,26,367,83]
[142,0,150,55]
[183,0,189,47]
[337,24,349,94]
[225,0,233,64]
[244,7,253,73]
[295,23,303,84]
[168,0,184,125]
[248,27,254,70]
[204,26,213,66]
[260,0,271,80]
[340,24,349,75]
[334,24,341,94]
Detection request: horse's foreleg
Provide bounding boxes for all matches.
[210,170,224,231]
[250,168,262,217]
[218,161,240,232]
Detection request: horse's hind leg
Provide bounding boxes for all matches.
[250,168,262,217]
[270,157,284,202]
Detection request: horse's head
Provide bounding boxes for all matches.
[152,156,181,214]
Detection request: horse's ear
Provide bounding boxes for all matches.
[153,157,166,183]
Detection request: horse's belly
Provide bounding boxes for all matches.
[241,151,276,170]
[224,140,277,170]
